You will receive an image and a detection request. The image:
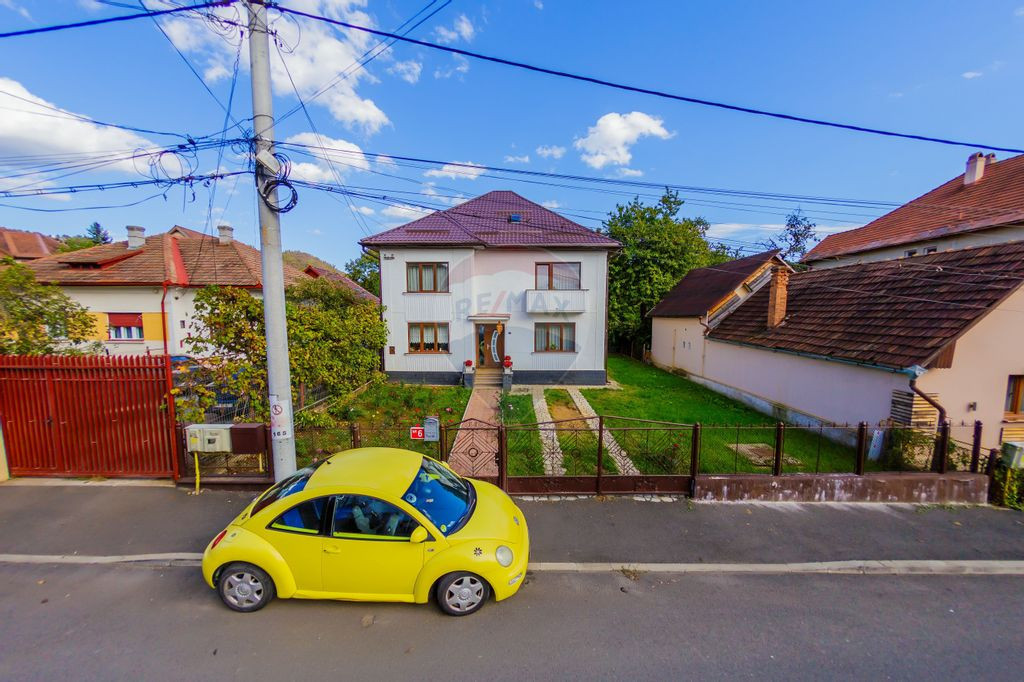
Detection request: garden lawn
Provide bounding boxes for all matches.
[582,356,867,474]
[499,392,544,476]
[543,389,618,475]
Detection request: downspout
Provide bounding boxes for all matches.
[906,364,947,473]
[698,314,711,377]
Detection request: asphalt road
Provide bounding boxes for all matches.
[0,562,1020,681]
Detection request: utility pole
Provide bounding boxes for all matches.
[245,0,296,481]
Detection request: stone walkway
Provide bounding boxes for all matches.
[447,387,500,478]
[566,388,639,475]
[530,386,565,475]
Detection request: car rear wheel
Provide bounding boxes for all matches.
[436,572,489,616]
[217,562,275,613]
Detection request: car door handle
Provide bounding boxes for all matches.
[323,546,343,554]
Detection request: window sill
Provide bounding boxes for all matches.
[532,350,577,354]
[107,339,146,343]
[403,291,451,295]
[1003,414,1024,423]
[405,351,452,355]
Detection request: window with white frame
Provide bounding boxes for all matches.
[108,313,144,341]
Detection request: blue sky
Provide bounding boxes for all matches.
[1,0,1023,267]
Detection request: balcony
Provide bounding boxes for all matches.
[525,289,587,314]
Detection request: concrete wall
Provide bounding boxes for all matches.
[378,247,609,383]
[650,317,706,375]
[808,223,1024,269]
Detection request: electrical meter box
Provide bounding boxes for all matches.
[1002,442,1024,469]
[185,424,233,453]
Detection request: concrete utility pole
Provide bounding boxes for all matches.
[245,0,296,481]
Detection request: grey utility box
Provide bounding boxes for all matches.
[185,424,233,453]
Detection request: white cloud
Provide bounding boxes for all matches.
[284,132,369,181]
[574,111,673,169]
[504,154,530,163]
[536,144,566,159]
[541,200,561,209]
[434,54,471,79]
[382,203,431,220]
[962,71,983,79]
[617,168,644,177]
[159,1,389,135]
[424,161,485,180]
[388,60,422,84]
[376,155,397,168]
[1016,6,1024,16]
[355,205,375,215]
[435,14,475,43]
[534,0,544,8]
[423,182,465,206]
[0,0,31,20]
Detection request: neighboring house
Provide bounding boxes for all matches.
[302,264,379,303]
[0,227,61,261]
[679,242,1024,449]
[26,224,310,356]
[359,190,620,385]
[804,153,1024,268]
[648,250,788,376]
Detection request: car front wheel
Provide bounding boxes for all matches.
[217,562,275,613]
[436,572,490,616]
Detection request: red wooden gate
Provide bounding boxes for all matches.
[0,355,177,478]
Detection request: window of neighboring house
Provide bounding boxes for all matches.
[408,322,450,353]
[924,247,938,254]
[406,262,449,293]
[535,262,581,290]
[904,249,918,257]
[534,323,576,352]
[1006,375,1024,416]
[108,313,143,341]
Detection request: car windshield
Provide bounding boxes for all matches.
[250,461,324,516]
[401,457,475,536]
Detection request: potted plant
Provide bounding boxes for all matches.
[463,359,475,389]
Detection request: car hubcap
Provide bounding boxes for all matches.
[445,576,483,612]
[223,571,264,608]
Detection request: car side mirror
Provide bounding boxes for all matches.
[410,526,429,544]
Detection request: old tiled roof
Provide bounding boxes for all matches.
[0,227,61,260]
[805,154,1024,262]
[303,265,379,303]
[709,242,1024,369]
[359,190,620,249]
[27,227,310,288]
[648,250,782,318]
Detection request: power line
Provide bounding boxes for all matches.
[0,0,234,39]
[272,4,1024,155]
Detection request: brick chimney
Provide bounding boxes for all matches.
[767,266,789,329]
[125,225,145,249]
[217,223,234,245]
[964,152,996,186]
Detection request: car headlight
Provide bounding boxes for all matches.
[495,545,514,567]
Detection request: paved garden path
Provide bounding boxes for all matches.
[530,387,565,475]
[567,388,640,475]
[447,387,500,478]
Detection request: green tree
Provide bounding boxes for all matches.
[600,190,731,353]
[176,278,388,422]
[85,222,112,245]
[764,209,817,261]
[0,257,99,355]
[56,222,113,253]
[344,252,380,297]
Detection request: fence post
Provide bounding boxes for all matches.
[596,415,604,495]
[772,422,785,476]
[350,422,361,449]
[439,424,447,462]
[497,425,508,491]
[689,423,701,497]
[970,420,982,473]
[855,422,868,475]
[985,448,998,477]
[937,420,950,474]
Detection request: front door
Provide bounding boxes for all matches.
[476,324,505,368]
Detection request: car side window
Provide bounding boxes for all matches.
[332,495,419,540]
[269,497,328,535]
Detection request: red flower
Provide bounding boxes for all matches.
[464,359,473,367]
[503,358,513,368]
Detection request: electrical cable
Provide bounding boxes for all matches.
[0,0,235,39]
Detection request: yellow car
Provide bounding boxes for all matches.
[202,447,529,616]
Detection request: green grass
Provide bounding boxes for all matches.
[543,389,618,475]
[582,356,865,474]
[499,392,544,476]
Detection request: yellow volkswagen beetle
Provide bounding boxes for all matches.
[202,447,529,616]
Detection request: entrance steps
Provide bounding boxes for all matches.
[474,369,502,387]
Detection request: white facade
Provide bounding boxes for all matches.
[378,247,610,384]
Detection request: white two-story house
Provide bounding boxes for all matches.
[359,191,621,385]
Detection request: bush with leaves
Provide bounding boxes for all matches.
[0,257,100,355]
[175,277,388,423]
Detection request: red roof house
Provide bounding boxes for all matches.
[0,227,61,261]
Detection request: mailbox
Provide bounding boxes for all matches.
[185,424,233,453]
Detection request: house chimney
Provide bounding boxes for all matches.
[767,266,789,329]
[217,223,234,245]
[964,152,993,186]
[125,225,145,249]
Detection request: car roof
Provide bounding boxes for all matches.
[304,447,424,495]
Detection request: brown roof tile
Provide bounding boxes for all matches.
[710,242,1024,369]
[648,250,782,318]
[0,227,61,260]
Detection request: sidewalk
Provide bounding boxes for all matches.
[1,483,1022,562]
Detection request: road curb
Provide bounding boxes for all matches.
[2,554,1024,575]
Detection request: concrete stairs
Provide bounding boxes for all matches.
[474,369,502,387]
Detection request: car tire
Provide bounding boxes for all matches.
[436,571,490,616]
[217,562,275,613]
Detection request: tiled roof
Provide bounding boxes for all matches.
[709,242,1024,369]
[26,227,310,288]
[805,153,1024,262]
[0,227,61,260]
[303,265,380,303]
[359,191,620,249]
[648,250,782,318]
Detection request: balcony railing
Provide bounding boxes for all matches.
[525,289,587,314]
